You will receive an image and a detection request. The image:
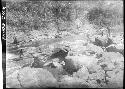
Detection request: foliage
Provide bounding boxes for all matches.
[6,1,73,33]
[87,2,123,29]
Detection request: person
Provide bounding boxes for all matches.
[12,36,20,45]
[18,49,24,58]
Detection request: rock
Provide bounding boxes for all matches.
[26,47,37,54]
[36,68,59,88]
[88,69,105,80]
[7,57,34,69]
[114,61,124,70]
[18,67,58,88]
[6,70,21,88]
[88,80,102,88]
[86,43,104,54]
[43,58,62,69]
[52,61,63,69]
[106,43,124,56]
[22,58,34,66]
[62,39,87,56]
[63,58,80,75]
[105,70,123,88]
[112,35,123,45]
[48,48,69,61]
[44,58,64,71]
[73,66,89,80]
[101,52,124,63]
[108,44,124,50]
[6,61,21,69]
[6,52,19,61]
[64,55,99,75]
[106,63,115,70]
[92,35,112,48]
[6,66,21,77]
[60,75,89,88]
[66,55,99,68]
[87,64,102,74]
[106,70,116,78]
[43,67,67,82]
[70,45,87,56]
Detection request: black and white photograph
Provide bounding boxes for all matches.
[2,0,124,88]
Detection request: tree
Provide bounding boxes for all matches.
[87,1,123,36]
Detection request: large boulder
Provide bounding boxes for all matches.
[104,70,123,88]
[96,52,124,88]
[99,52,124,65]
[63,55,99,75]
[59,75,89,88]
[43,67,67,81]
[16,67,58,88]
[65,55,99,68]
[6,70,21,88]
[73,66,89,80]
